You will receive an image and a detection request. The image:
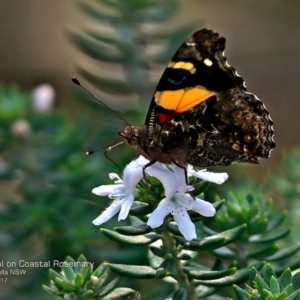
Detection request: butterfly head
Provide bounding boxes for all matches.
[119,125,148,150]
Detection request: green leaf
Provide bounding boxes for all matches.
[292,272,300,291]
[232,284,251,300]
[156,258,177,277]
[261,288,273,297]
[98,277,122,298]
[266,243,300,261]
[255,273,271,296]
[195,286,217,298]
[191,181,211,197]
[56,278,77,291]
[194,263,263,287]
[84,30,118,46]
[247,201,260,219]
[107,263,156,278]
[77,256,91,281]
[177,252,193,260]
[42,284,59,296]
[74,273,84,288]
[49,269,65,285]
[279,268,292,291]
[183,266,236,280]
[70,33,122,63]
[213,199,226,211]
[212,258,225,271]
[248,217,269,235]
[249,266,259,287]
[277,292,289,300]
[82,290,94,298]
[211,246,237,259]
[130,201,153,216]
[80,2,120,24]
[266,211,287,231]
[114,223,151,235]
[138,1,178,22]
[62,265,76,282]
[264,264,276,285]
[174,234,226,250]
[176,224,247,250]
[247,244,279,260]
[270,276,280,294]
[102,287,136,300]
[101,228,160,245]
[250,229,291,244]
[286,290,300,300]
[78,69,135,95]
[77,255,89,270]
[275,261,300,276]
[281,283,293,296]
[149,245,165,258]
[167,288,188,300]
[166,221,185,236]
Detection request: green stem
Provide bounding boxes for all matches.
[161,225,196,300]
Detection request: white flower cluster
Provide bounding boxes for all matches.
[92,156,228,241]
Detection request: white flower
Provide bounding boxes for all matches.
[147,164,216,241]
[92,155,228,240]
[92,157,145,225]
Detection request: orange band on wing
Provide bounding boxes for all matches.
[168,61,196,74]
[155,86,216,113]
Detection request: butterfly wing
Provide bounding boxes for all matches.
[145,28,246,139]
[158,88,275,167]
[143,28,275,167]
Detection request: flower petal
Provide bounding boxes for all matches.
[172,164,188,194]
[92,184,118,196]
[118,194,134,221]
[123,159,145,191]
[191,198,216,217]
[147,198,170,228]
[135,155,150,165]
[147,163,179,198]
[92,200,122,225]
[109,173,122,182]
[174,211,196,241]
[188,166,228,184]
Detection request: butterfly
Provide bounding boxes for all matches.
[119,28,275,172]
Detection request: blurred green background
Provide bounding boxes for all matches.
[0,0,300,299]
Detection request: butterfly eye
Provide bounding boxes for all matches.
[168,71,187,86]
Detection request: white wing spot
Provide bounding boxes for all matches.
[204,58,213,67]
[186,42,196,46]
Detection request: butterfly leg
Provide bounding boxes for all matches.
[172,161,188,185]
[142,159,157,202]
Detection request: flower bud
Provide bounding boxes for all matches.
[32,83,55,112]
[90,275,99,285]
[63,294,73,300]
[10,119,31,137]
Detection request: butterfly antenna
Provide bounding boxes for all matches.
[72,77,131,127]
[86,140,124,174]
[85,140,124,156]
[105,141,125,174]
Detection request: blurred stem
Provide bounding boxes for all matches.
[236,240,249,268]
[162,225,196,300]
